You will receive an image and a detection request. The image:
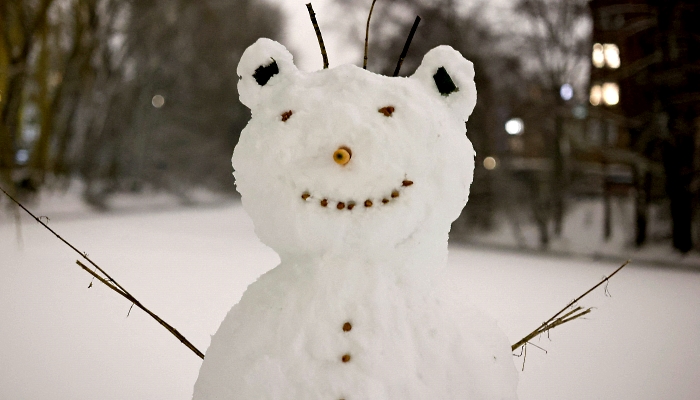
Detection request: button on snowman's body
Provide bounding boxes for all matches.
[193,38,518,400]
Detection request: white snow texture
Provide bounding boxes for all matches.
[193,38,518,399]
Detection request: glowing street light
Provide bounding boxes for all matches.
[505,118,524,135]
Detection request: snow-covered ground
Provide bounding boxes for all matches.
[1,193,699,399]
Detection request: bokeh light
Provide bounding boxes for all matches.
[152,94,165,108]
[483,156,497,170]
[560,83,573,101]
[505,118,524,135]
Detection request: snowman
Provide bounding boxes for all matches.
[193,38,518,399]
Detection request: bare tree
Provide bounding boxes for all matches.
[511,0,591,238]
[1,0,283,209]
[73,0,283,207]
[0,0,56,193]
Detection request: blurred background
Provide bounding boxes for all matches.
[1,0,699,263]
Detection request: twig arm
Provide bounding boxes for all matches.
[1,186,205,360]
[1,186,129,297]
[78,261,205,359]
[543,260,629,328]
[511,260,630,352]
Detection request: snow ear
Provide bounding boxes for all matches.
[410,46,477,121]
[237,38,298,109]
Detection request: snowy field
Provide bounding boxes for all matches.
[1,196,699,399]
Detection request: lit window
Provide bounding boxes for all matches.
[590,85,602,106]
[602,83,619,105]
[592,43,605,68]
[603,44,620,69]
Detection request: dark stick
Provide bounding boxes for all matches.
[393,15,421,76]
[1,186,127,295]
[77,260,204,359]
[0,185,204,359]
[363,0,378,69]
[511,260,630,351]
[306,3,328,69]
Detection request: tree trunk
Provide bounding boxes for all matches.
[634,164,651,247]
[663,110,695,253]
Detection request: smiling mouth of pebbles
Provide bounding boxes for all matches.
[301,180,413,210]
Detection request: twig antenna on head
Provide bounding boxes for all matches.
[393,15,421,76]
[306,3,329,69]
[363,0,378,69]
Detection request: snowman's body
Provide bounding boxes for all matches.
[193,39,518,400]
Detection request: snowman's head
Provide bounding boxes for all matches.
[233,39,476,259]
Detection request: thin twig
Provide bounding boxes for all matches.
[393,15,421,76]
[511,260,630,352]
[306,3,328,69]
[363,0,378,69]
[1,185,129,296]
[0,185,204,359]
[77,260,204,359]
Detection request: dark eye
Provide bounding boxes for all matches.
[281,110,293,122]
[378,106,394,117]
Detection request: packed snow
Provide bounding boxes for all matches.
[1,195,699,399]
[194,38,517,399]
